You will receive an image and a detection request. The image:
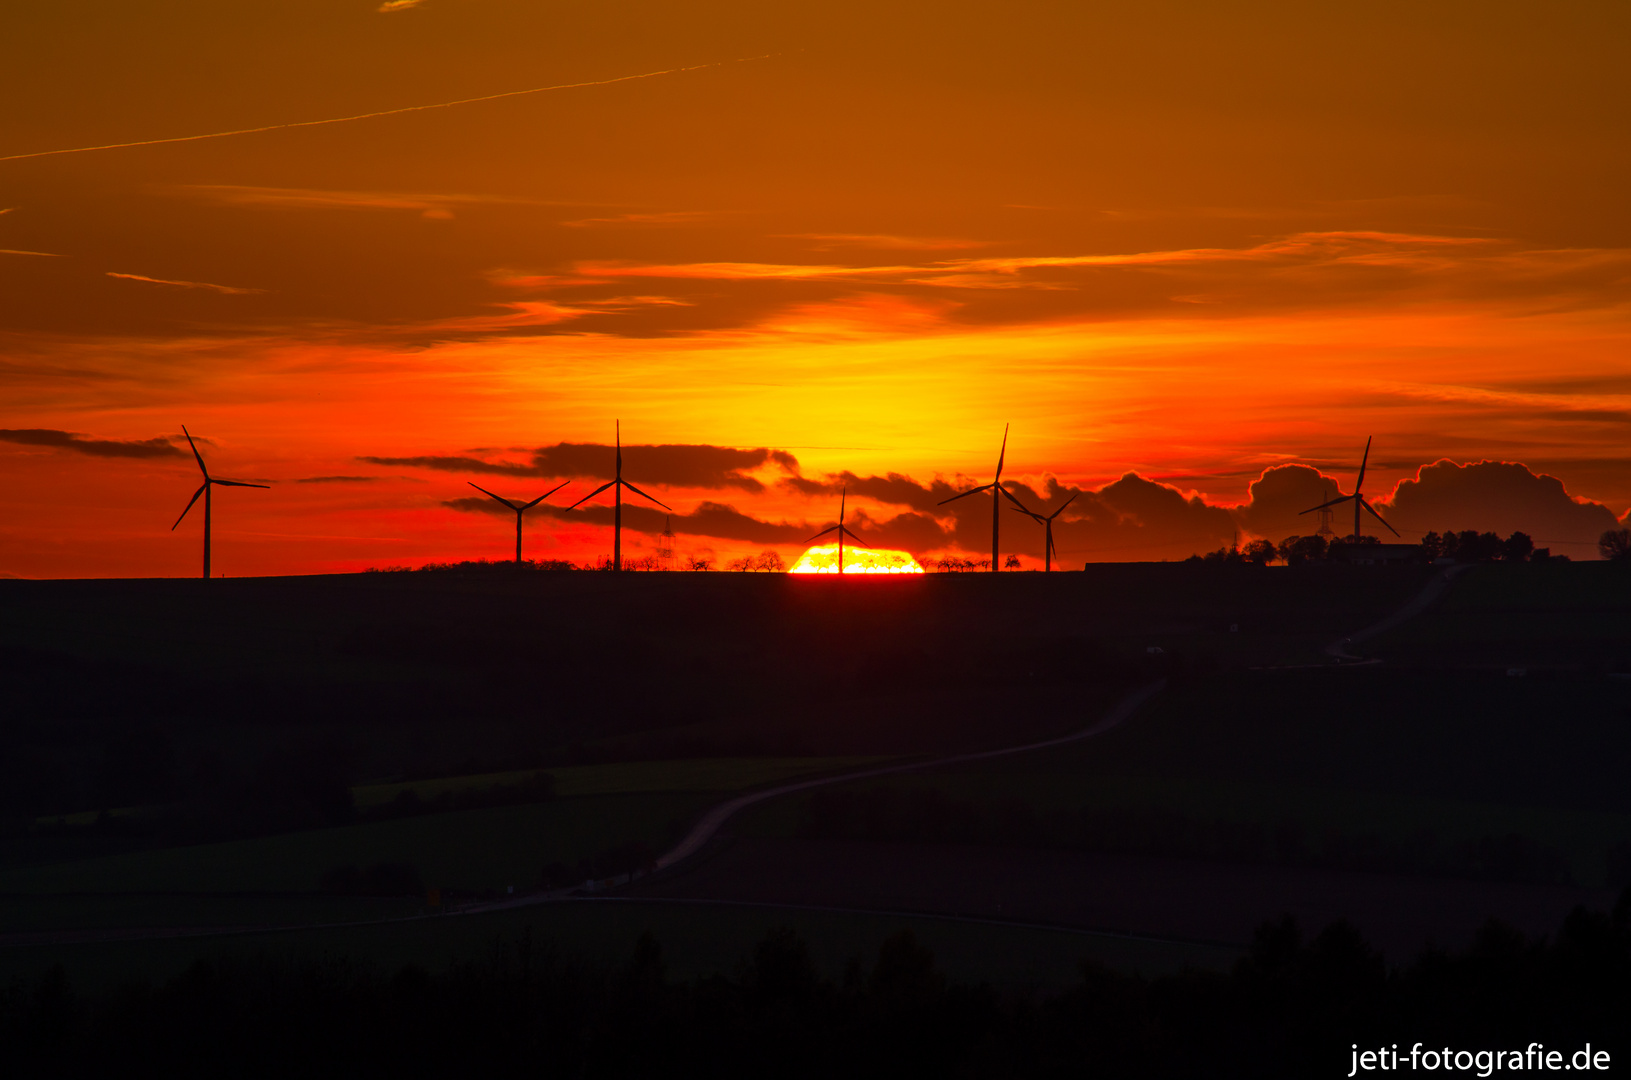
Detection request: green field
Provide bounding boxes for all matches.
[0,793,710,897]
[353,755,888,808]
[739,668,1631,887]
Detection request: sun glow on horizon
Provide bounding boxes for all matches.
[787,543,924,574]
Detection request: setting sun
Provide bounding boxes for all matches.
[788,543,924,574]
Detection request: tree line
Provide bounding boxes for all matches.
[1196,529,1583,566]
[4,895,1627,1077]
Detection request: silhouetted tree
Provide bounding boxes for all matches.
[1242,539,1276,565]
[1500,531,1535,561]
[1276,534,1328,565]
[1600,528,1631,561]
[754,551,787,572]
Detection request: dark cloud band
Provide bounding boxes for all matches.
[0,428,185,459]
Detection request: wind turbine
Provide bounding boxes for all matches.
[1011,491,1079,572]
[937,424,1029,572]
[565,421,671,571]
[467,480,569,565]
[1300,436,1399,542]
[170,426,269,580]
[806,486,863,574]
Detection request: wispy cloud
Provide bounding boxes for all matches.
[366,442,798,491]
[174,184,574,221]
[0,428,185,459]
[294,475,383,483]
[106,272,265,295]
[1,248,62,257]
[377,0,423,11]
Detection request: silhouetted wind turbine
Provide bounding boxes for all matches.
[1301,436,1399,542]
[170,426,269,580]
[468,480,569,565]
[806,486,863,574]
[1011,491,1079,572]
[565,421,671,571]
[938,424,1029,572]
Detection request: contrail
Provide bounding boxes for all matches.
[0,58,765,163]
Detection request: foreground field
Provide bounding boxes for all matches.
[4,562,1627,999]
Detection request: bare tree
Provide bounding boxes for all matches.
[1600,528,1631,561]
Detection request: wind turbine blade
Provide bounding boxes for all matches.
[806,525,840,543]
[211,479,270,489]
[1300,494,1357,514]
[1359,496,1400,537]
[566,480,617,509]
[615,419,622,479]
[467,481,518,511]
[521,480,569,511]
[181,425,209,478]
[937,483,993,506]
[839,525,863,543]
[171,482,207,530]
[994,423,1009,481]
[998,486,1033,514]
[620,479,672,511]
[839,487,846,523]
[1008,505,1044,522]
[1047,491,1080,520]
[1355,436,1371,494]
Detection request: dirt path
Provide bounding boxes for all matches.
[1326,563,1472,661]
[652,680,1167,873]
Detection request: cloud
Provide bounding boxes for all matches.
[176,184,555,221]
[484,231,1631,342]
[1375,460,1620,552]
[1223,459,1624,554]
[446,496,813,545]
[294,475,382,484]
[789,468,1236,561]
[377,0,422,10]
[1,248,61,258]
[361,454,539,477]
[365,443,799,491]
[1230,464,1343,542]
[106,272,264,295]
[0,428,185,459]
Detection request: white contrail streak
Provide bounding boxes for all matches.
[0,58,762,163]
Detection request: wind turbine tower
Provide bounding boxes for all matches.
[807,487,863,573]
[565,421,672,571]
[1011,491,1079,572]
[938,424,1029,572]
[1301,437,1400,542]
[170,426,270,580]
[467,480,569,564]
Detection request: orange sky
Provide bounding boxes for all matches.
[3,1,1629,577]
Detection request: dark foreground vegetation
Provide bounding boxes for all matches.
[5,895,1628,1079]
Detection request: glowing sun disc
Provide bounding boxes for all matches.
[788,543,924,574]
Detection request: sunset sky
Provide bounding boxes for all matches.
[3,1,1629,577]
